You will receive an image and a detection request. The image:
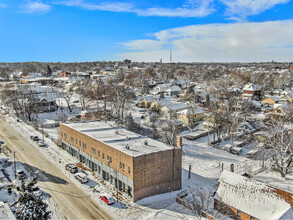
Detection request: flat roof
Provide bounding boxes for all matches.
[61,121,173,157]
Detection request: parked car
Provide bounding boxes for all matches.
[16,170,27,180]
[74,173,88,183]
[38,140,46,147]
[230,146,243,155]
[65,163,78,173]
[30,186,42,197]
[93,183,102,193]
[30,136,39,141]
[100,194,115,205]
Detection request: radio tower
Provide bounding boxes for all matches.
[170,49,172,63]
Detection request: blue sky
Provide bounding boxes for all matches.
[0,0,292,62]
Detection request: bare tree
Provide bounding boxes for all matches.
[160,120,179,146]
[60,87,74,113]
[259,116,293,177]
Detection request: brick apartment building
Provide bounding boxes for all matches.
[59,121,182,201]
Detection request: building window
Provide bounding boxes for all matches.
[107,155,109,162]
[119,162,122,170]
[250,217,256,220]
[92,148,96,155]
[64,133,67,139]
[71,137,74,143]
[82,143,87,150]
[61,132,63,137]
[79,141,81,146]
[122,163,125,171]
[110,157,112,164]
[75,139,77,144]
[98,151,100,158]
[102,153,104,160]
[128,167,131,174]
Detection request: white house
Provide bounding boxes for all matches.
[161,102,188,120]
[165,85,181,97]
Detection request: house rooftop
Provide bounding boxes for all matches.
[163,102,188,111]
[215,170,293,220]
[61,121,173,157]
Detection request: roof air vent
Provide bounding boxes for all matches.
[144,140,148,145]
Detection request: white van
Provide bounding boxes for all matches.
[74,173,88,183]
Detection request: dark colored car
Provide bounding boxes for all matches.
[30,136,39,141]
[65,163,78,173]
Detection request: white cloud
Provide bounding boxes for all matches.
[58,0,133,12]
[0,3,7,8]
[123,40,164,51]
[119,20,293,62]
[22,1,51,14]
[56,0,214,17]
[220,0,290,19]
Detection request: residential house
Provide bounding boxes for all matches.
[37,94,58,112]
[262,96,280,107]
[272,89,283,96]
[161,102,188,120]
[149,97,172,112]
[214,170,293,220]
[60,121,182,202]
[281,94,293,103]
[152,84,170,94]
[242,83,261,99]
[139,95,159,108]
[271,103,292,117]
[177,107,205,126]
[165,85,181,97]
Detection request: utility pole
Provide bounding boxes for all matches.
[14,151,16,179]
[116,170,119,202]
[42,124,44,141]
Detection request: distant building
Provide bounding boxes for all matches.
[242,83,261,99]
[59,121,182,202]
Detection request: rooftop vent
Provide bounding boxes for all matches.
[125,144,130,149]
[115,130,119,134]
[144,140,148,145]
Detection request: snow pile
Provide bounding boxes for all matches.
[215,170,292,220]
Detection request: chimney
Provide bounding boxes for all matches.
[230,164,234,173]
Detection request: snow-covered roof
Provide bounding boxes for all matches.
[152,97,173,106]
[142,95,159,103]
[61,121,172,157]
[267,96,280,102]
[162,102,188,111]
[243,83,260,91]
[177,108,205,115]
[215,170,292,220]
[165,85,181,92]
[37,93,57,102]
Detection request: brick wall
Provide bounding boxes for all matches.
[133,148,182,201]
